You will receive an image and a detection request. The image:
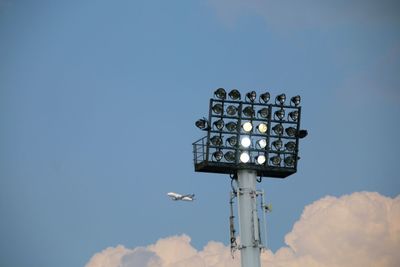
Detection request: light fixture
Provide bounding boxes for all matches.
[256,155,266,164]
[226,122,237,132]
[274,109,285,120]
[256,139,267,149]
[246,91,257,102]
[224,151,236,162]
[290,95,301,107]
[213,150,223,161]
[214,88,226,100]
[258,108,269,118]
[272,124,284,135]
[212,103,223,114]
[285,127,296,137]
[240,136,251,148]
[270,155,281,166]
[214,119,224,130]
[240,152,250,163]
[243,106,254,117]
[284,155,296,167]
[259,92,270,103]
[298,130,308,139]
[275,94,286,105]
[242,122,253,132]
[228,89,241,100]
[257,123,268,134]
[272,139,283,150]
[289,111,299,121]
[227,136,238,147]
[195,118,208,130]
[210,136,222,146]
[226,105,238,116]
[285,141,296,152]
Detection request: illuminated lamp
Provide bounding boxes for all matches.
[256,139,267,149]
[256,155,266,164]
[242,122,253,132]
[240,152,250,163]
[257,123,268,134]
[240,136,251,148]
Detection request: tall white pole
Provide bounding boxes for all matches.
[237,169,261,267]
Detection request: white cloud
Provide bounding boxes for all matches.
[85,192,400,267]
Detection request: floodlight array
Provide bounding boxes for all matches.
[193,88,307,178]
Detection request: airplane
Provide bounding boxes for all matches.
[167,192,195,201]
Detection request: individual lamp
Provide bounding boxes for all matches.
[213,150,223,161]
[257,123,268,134]
[214,119,224,130]
[227,136,238,147]
[275,94,286,105]
[228,89,241,100]
[256,155,266,164]
[226,122,237,132]
[270,155,281,166]
[285,127,296,137]
[297,130,308,139]
[256,139,267,149]
[289,111,299,121]
[258,108,269,118]
[212,103,223,114]
[290,95,301,107]
[240,152,250,163]
[284,155,296,167]
[274,109,285,120]
[210,136,222,146]
[226,105,238,116]
[272,139,283,150]
[242,122,253,132]
[246,91,257,102]
[243,106,255,117]
[214,88,226,100]
[272,124,284,135]
[224,151,236,162]
[259,92,270,103]
[240,136,251,148]
[285,141,296,152]
[195,118,208,130]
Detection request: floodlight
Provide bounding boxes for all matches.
[257,123,268,134]
[297,130,308,139]
[274,109,285,120]
[284,156,295,167]
[240,136,251,148]
[212,103,223,114]
[242,122,253,132]
[285,127,296,137]
[285,141,296,152]
[258,108,269,118]
[256,139,267,149]
[290,95,301,107]
[224,151,236,162]
[256,155,266,164]
[214,119,224,130]
[226,105,238,116]
[214,88,226,100]
[195,118,208,130]
[275,94,286,105]
[226,121,237,132]
[246,91,257,102]
[210,136,222,146]
[272,139,283,150]
[240,152,250,163]
[270,155,281,166]
[227,136,238,147]
[213,150,223,161]
[228,89,241,100]
[289,111,299,121]
[259,92,270,103]
[272,124,284,135]
[243,106,255,117]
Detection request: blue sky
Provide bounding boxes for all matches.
[0,1,399,267]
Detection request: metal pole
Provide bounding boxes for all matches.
[237,169,261,267]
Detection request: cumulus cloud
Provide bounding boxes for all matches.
[86,192,400,267]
